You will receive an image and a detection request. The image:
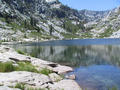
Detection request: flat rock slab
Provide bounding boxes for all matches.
[53,65,73,74]
[0,71,51,87]
[50,80,81,90]
[0,86,20,90]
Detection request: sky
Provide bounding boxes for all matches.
[59,0,120,11]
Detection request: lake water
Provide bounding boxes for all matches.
[11,38,120,90]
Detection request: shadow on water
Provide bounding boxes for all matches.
[10,39,120,90]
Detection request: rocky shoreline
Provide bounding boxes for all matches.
[0,45,81,90]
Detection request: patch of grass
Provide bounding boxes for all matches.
[16,49,25,55]
[0,62,38,73]
[27,87,46,90]
[16,62,39,73]
[40,68,53,75]
[16,62,53,75]
[15,83,25,90]
[0,61,53,75]
[0,62,15,72]
[15,83,46,90]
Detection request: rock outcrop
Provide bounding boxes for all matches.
[0,46,81,90]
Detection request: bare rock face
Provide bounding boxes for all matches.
[49,80,81,90]
[0,71,51,87]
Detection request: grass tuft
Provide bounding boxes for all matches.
[0,62,15,72]
[16,62,39,73]
[40,68,53,75]
[15,83,25,90]
[16,50,25,55]
[0,62,52,75]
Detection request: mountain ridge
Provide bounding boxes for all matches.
[0,0,117,41]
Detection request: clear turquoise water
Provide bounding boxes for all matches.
[11,39,120,90]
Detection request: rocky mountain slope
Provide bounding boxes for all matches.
[79,10,109,22]
[85,6,120,38]
[0,0,109,41]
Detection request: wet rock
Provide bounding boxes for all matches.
[49,80,81,90]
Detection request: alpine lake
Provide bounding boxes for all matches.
[9,38,120,90]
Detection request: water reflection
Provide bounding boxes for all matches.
[12,45,120,67]
[11,43,120,90]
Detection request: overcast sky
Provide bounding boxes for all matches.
[59,0,120,11]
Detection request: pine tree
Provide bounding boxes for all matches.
[30,17,34,26]
[50,25,53,36]
[30,17,37,27]
[24,20,27,28]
